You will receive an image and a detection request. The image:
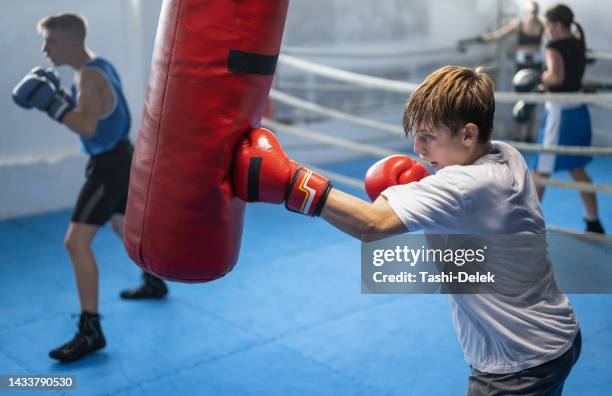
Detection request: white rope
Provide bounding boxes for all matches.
[262,118,414,160]
[588,50,612,61]
[269,89,403,136]
[0,149,81,167]
[279,54,420,94]
[278,54,612,105]
[269,89,612,156]
[281,46,612,63]
[263,119,612,195]
[532,176,612,194]
[305,164,365,190]
[303,166,612,243]
[281,45,459,58]
[494,91,612,105]
[592,103,612,111]
[545,225,612,244]
[584,75,612,88]
[276,81,375,92]
[506,141,612,156]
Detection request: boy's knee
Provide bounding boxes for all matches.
[64,227,93,253]
[64,233,84,252]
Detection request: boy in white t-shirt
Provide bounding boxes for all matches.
[232,65,581,395]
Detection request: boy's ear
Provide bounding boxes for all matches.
[462,123,480,146]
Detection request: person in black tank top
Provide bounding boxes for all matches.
[479,1,544,72]
[534,4,605,234]
[545,38,585,93]
[469,1,544,142]
[517,22,543,47]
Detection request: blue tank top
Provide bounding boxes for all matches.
[71,58,131,155]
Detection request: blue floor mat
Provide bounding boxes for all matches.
[1,155,611,395]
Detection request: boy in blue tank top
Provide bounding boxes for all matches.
[13,12,169,362]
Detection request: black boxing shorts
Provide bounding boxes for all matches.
[71,140,133,226]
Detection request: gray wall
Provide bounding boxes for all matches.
[0,0,610,219]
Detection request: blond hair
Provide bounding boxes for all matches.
[403,66,495,143]
[37,13,87,42]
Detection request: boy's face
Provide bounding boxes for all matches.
[413,124,478,171]
[41,29,72,66]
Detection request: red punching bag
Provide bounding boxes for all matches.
[124,0,289,282]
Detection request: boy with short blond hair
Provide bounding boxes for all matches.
[404,65,495,143]
[37,13,88,42]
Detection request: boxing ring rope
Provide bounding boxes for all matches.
[262,118,612,195]
[281,45,612,62]
[530,176,612,194]
[262,118,414,160]
[507,141,612,156]
[584,75,612,87]
[588,50,612,61]
[270,89,612,156]
[276,81,376,92]
[281,45,460,58]
[279,54,420,94]
[269,89,403,136]
[0,148,81,167]
[305,164,365,190]
[278,54,612,105]
[545,225,612,244]
[296,161,612,243]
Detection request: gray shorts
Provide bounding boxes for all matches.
[467,330,582,396]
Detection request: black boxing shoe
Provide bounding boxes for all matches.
[120,272,168,300]
[585,219,605,234]
[49,312,106,363]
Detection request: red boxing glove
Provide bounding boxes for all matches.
[233,128,332,216]
[364,155,430,201]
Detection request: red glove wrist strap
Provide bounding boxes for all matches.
[285,167,332,216]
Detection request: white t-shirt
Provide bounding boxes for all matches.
[381,141,579,374]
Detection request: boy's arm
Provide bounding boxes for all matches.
[232,128,422,241]
[63,68,106,138]
[320,189,407,242]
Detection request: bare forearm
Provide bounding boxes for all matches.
[320,188,406,242]
[62,109,98,137]
[321,189,375,240]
